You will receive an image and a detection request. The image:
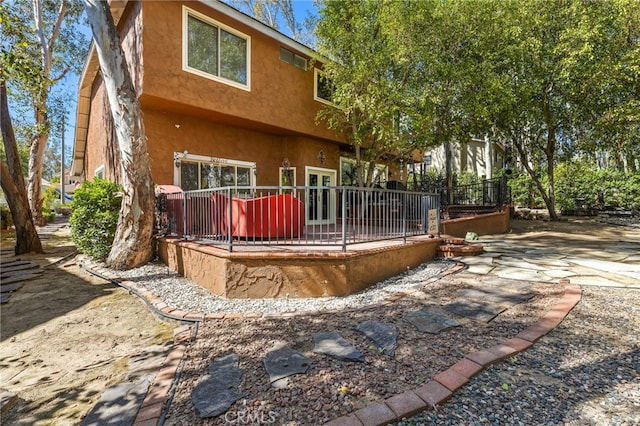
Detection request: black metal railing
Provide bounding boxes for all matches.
[156,186,441,252]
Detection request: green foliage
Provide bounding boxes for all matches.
[510,161,640,211]
[42,184,58,210]
[69,179,122,260]
[0,205,13,229]
[455,171,481,187]
[508,171,547,209]
[41,184,60,223]
[411,168,447,193]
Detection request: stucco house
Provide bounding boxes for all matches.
[421,137,508,181]
[70,0,407,227]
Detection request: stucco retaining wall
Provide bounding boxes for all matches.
[440,209,510,238]
[156,237,440,298]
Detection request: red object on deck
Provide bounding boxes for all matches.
[211,193,305,238]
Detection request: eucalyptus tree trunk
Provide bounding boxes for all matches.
[84,0,155,270]
[1,82,43,255]
[27,0,68,226]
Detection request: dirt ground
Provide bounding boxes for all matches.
[0,214,637,425]
[0,226,177,426]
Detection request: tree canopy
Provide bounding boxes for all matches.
[314,0,639,213]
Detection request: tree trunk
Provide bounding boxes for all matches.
[84,0,155,270]
[27,105,48,226]
[0,81,44,255]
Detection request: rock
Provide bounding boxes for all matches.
[312,332,364,362]
[444,300,507,322]
[191,353,245,418]
[355,320,398,357]
[404,309,461,334]
[263,346,312,383]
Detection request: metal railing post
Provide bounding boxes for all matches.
[341,187,347,252]
[182,193,187,238]
[402,193,407,244]
[228,188,233,252]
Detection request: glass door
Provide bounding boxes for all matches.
[306,167,336,225]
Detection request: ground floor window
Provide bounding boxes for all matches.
[340,157,388,187]
[279,167,296,194]
[175,152,255,190]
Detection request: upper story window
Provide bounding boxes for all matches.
[314,68,335,105]
[183,7,251,90]
[279,47,307,70]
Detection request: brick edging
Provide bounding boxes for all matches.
[323,278,582,426]
[133,325,193,425]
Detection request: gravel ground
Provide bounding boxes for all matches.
[110,260,456,315]
[156,276,563,425]
[394,286,640,426]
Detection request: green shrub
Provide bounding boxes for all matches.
[508,161,640,212]
[0,205,13,230]
[70,178,122,260]
[508,170,546,209]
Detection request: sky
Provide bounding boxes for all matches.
[47,0,319,172]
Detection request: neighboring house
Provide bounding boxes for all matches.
[422,137,507,180]
[70,0,404,226]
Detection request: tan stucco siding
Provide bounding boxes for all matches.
[140,1,340,142]
[143,107,342,186]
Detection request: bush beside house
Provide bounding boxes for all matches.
[70,179,122,260]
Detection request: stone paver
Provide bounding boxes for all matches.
[313,332,365,362]
[355,320,399,357]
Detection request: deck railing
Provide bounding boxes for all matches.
[156,186,441,252]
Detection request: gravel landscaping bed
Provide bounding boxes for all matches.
[109,260,456,315]
[394,286,640,426]
[157,275,564,425]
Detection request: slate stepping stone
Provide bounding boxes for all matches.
[1,269,43,279]
[459,287,533,306]
[126,343,172,381]
[355,320,398,357]
[0,263,39,275]
[444,300,506,322]
[0,283,23,293]
[313,332,364,362]
[1,294,9,304]
[0,260,29,267]
[1,273,42,285]
[263,346,312,383]
[192,353,246,418]
[404,309,461,334]
[81,376,151,426]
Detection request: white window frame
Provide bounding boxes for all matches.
[94,164,105,179]
[314,68,335,106]
[173,152,256,189]
[182,6,251,91]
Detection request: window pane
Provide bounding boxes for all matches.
[221,166,236,186]
[341,160,357,186]
[279,47,294,64]
[187,16,218,76]
[316,73,334,101]
[201,164,223,188]
[237,167,251,186]
[181,162,199,190]
[220,29,247,84]
[293,55,307,70]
